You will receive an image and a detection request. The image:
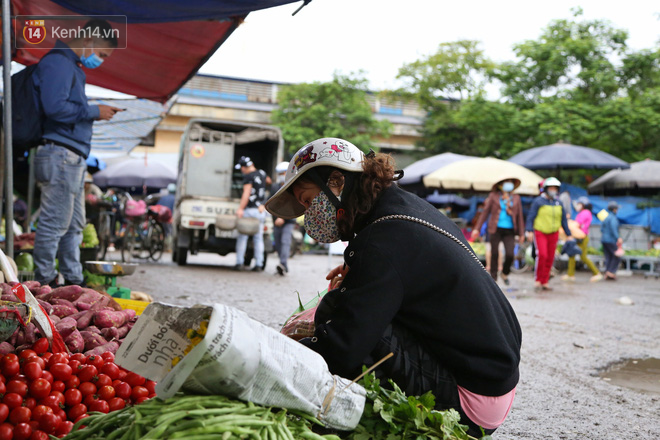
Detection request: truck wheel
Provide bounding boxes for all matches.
[176,247,188,265]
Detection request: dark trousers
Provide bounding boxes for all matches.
[602,242,621,274]
[489,228,515,280]
[364,324,497,437]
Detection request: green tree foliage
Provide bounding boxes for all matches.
[272,73,391,155]
[397,9,660,162]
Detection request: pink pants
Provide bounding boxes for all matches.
[534,230,559,284]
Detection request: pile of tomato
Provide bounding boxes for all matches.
[0,338,156,440]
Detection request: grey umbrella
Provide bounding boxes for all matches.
[508,142,630,170]
[399,152,473,185]
[93,158,177,189]
[588,159,660,195]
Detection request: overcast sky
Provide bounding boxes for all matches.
[199,0,659,93]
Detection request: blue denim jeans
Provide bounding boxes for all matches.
[235,207,265,267]
[33,144,86,284]
[273,222,294,270]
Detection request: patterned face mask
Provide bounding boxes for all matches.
[304,191,341,243]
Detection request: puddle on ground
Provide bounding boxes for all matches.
[600,358,660,394]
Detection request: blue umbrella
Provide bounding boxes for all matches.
[399,152,473,185]
[425,191,470,209]
[508,142,630,170]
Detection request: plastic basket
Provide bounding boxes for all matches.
[113,298,150,316]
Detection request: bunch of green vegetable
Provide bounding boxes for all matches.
[62,372,491,440]
[81,224,99,249]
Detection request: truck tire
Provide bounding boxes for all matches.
[176,247,188,265]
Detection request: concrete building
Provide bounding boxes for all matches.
[131,73,425,169]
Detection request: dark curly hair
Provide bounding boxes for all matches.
[297,152,397,238]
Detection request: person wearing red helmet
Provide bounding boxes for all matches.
[267,138,521,437]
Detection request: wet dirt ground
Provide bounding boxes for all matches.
[116,250,660,439]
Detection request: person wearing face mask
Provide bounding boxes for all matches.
[561,197,603,283]
[471,177,525,284]
[270,161,297,275]
[266,138,522,437]
[32,19,122,288]
[524,177,573,291]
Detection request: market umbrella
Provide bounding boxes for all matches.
[508,142,630,170]
[93,158,177,189]
[425,191,470,210]
[588,159,660,196]
[399,152,473,186]
[423,157,544,195]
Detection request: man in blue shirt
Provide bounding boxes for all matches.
[601,201,622,280]
[33,19,123,286]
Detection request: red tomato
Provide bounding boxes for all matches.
[28,379,51,400]
[64,376,80,390]
[0,404,8,423]
[27,422,38,433]
[22,363,42,381]
[95,374,112,389]
[30,405,52,421]
[13,422,32,440]
[64,389,82,407]
[6,380,28,397]
[78,382,96,398]
[145,380,156,395]
[116,370,127,381]
[112,379,121,387]
[54,408,66,423]
[0,423,14,440]
[38,413,61,434]
[107,397,125,412]
[86,356,104,370]
[49,364,72,382]
[40,372,53,385]
[48,392,65,407]
[54,421,73,438]
[97,386,115,401]
[100,363,119,380]
[100,352,115,363]
[3,392,23,409]
[67,404,86,421]
[76,365,97,383]
[22,398,36,411]
[82,394,98,407]
[73,414,88,424]
[17,350,37,362]
[123,372,145,387]
[46,354,68,369]
[24,357,45,371]
[31,339,49,356]
[130,386,148,402]
[50,381,65,394]
[113,382,131,400]
[69,354,86,364]
[9,406,31,425]
[134,396,149,404]
[88,400,109,414]
[2,355,20,378]
[39,395,62,412]
[0,382,6,395]
[39,353,52,363]
[29,430,49,440]
[67,360,81,372]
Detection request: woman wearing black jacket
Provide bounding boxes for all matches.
[266,138,522,436]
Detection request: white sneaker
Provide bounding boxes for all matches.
[560,275,575,282]
[590,274,603,282]
[107,245,116,252]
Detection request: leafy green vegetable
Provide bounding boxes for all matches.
[349,372,492,440]
[81,223,99,248]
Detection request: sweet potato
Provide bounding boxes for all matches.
[31,285,52,297]
[55,317,78,339]
[24,323,39,345]
[0,342,15,355]
[116,324,131,339]
[50,285,84,302]
[1,294,20,302]
[86,326,103,335]
[50,298,76,309]
[76,302,92,311]
[50,315,61,324]
[84,340,119,356]
[72,289,104,308]
[37,299,53,315]
[76,310,95,329]
[0,283,13,296]
[23,280,41,290]
[80,331,107,352]
[93,310,133,328]
[65,329,85,353]
[51,304,78,318]
[14,329,25,347]
[101,327,119,340]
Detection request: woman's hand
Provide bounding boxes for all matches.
[471,229,480,241]
[326,264,349,290]
[525,231,534,242]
